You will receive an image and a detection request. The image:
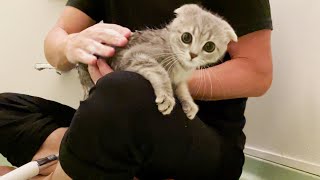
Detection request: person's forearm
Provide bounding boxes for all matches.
[188,57,273,101]
[44,27,75,72]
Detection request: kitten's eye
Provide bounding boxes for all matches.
[203,41,216,53]
[181,32,192,44]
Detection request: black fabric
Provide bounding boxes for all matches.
[0,1,273,178]
[66,0,273,136]
[66,0,273,36]
[59,71,245,180]
[0,93,75,166]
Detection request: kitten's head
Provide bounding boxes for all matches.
[168,4,237,70]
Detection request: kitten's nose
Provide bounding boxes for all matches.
[189,52,198,59]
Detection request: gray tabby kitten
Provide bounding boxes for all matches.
[78,4,238,119]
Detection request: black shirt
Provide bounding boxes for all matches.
[66,0,272,134]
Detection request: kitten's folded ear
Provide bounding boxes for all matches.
[228,29,238,42]
[175,4,238,43]
[174,4,202,16]
[223,21,238,42]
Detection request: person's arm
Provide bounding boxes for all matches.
[44,6,94,71]
[188,29,272,100]
[44,6,131,71]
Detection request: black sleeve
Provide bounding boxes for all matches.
[66,0,111,22]
[203,0,273,36]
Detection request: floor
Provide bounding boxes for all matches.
[1,154,320,179]
[240,155,320,180]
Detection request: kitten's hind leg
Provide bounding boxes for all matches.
[124,54,175,115]
[78,63,95,99]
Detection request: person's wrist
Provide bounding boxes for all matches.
[53,34,77,72]
[58,56,76,71]
[63,33,78,65]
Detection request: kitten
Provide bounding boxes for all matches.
[78,4,238,120]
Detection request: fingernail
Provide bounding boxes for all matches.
[118,37,128,45]
[106,48,115,56]
[91,59,97,65]
[125,30,132,38]
[97,59,102,66]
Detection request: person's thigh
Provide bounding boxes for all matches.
[59,71,238,180]
[135,115,222,180]
[32,128,68,175]
[0,93,74,167]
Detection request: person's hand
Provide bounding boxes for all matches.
[64,23,131,65]
[88,59,113,84]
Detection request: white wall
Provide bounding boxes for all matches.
[0,0,319,176]
[244,0,320,175]
[0,0,82,108]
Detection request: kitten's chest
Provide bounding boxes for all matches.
[170,67,192,85]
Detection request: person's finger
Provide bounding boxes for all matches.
[89,28,128,47]
[73,49,97,65]
[99,23,132,38]
[84,40,115,58]
[88,63,102,84]
[97,59,113,76]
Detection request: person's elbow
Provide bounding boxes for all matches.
[252,57,273,97]
[44,28,63,68]
[254,70,273,97]
[44,27,75,72]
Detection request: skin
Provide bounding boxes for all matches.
[45,6,272,100]
[0,4,272,179]
[189,29,273,100]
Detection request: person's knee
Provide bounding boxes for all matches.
[91,71,156,106]
[61,72,156,172]
[74,71,156,129]
[96,71,151,91]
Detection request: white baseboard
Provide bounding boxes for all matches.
[244,146,320,176]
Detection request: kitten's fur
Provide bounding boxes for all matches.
[78,4,237,119]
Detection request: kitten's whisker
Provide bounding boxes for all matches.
[153,53,175,58]
[160,57,174,66]
[203,67,213,99]
[200,68,206,100]
[152,52,183,58]
[153,48,185,56]
[163,55,178,73]
[160,56,176,69]
[159,55,175,64]
[208,67,226,99]
[162,58,176,71]
[167,59,178,74]
[194,66,200,97]
[162,62,173,71]
[218,58,224,64]
[195,67,202,98]
[198,64,224,99]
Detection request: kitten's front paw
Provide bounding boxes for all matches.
[155,93,176,115]
[182,100,199,120]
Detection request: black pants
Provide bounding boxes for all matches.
[59,71,245,180]
[0,92,75,166]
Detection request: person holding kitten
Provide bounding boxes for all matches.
[0,0,273,179]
